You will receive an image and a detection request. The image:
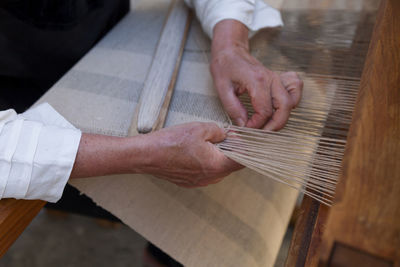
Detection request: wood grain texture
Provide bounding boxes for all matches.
[134,0,191,134]
[152,10,192,132]
[328,243,393,267]
[285,3,378,266]
[285,196,320,267]
[285,196,330,267]
[319,0,400,265]
[0,199,45,257]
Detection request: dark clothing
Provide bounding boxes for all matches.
[0,3,181,265]
[0,0,129,221]
[0,0,129,112]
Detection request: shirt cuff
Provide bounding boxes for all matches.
[186,0,283,38]
[0,103,81,203]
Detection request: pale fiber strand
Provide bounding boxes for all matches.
[191,32,355,206]
[214,74,357,206]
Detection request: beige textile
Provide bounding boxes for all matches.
[35,0,375,265]
[35,1,298,266]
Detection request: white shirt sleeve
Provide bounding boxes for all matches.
[184,0,283,38]
[0,103,81,203]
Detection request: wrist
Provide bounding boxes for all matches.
[212,19,249,58]
[124,134,155,174]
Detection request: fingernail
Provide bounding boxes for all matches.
[237,118,245,127]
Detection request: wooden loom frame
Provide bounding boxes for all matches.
[0,0,399,265]
[285,0,400,265]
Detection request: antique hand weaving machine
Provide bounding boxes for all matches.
[1,0,399,266]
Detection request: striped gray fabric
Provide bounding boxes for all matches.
[35,1,304,266]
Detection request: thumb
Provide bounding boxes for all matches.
[216,80,248,127]
[280,72,303,107]
[203,122,226,143]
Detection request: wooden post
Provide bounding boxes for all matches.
[286,0,400,265]
[319,0,400,264]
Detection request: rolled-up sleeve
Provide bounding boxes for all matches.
[185,0,283,38]
[0,103,81,203]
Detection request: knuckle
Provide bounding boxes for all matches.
[266,108,273,118]
[198,123,209,135]
[260,107,273,119]
[296,79,304,90]
[202,122,222,138]
[185,122,202,136]
[280,95,293,109]
[253,70,266,83]
[210,59,225,76]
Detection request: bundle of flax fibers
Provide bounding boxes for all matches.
[35,0,375,266]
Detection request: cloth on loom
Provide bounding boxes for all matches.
[0,0,282,204]
[34,1,299,266]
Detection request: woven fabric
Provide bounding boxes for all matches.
[36,1,298,266]
[35,0,376,264]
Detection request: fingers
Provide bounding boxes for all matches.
[246,74,273,128]
[203,126,244,179]
[222,158,243,172]
[151,122,243,189]
[280,72,303,107]
[209,143,244,171]
[263,77,293,131]
[247,71,302,131]
[202,122,226,143]
[215,80,248,127]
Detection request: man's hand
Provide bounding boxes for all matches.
[70,122,241,187]
[211,19,303,130]
[142,122,241,187]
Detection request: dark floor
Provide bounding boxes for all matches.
[0,210,147,267]
[0,210,292,267]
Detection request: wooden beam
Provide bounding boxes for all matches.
[132,0,192,134]
[0,199,45,257]
[319,0,400,265]
[285,196,330,267]
[285,3,381,266]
